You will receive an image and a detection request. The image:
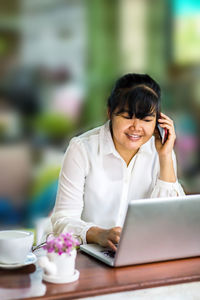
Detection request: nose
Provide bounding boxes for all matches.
[129,118,141,131]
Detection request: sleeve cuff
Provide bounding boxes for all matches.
[156,178,180,190]
[80,224,98,245]
[151,178,185,197]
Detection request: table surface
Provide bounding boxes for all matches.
[1,250,200,300]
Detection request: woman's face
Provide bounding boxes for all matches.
[110,110,157,156]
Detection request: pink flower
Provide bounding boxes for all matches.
[43,232,80,255]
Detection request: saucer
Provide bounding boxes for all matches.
[0,253,37,269]
[43,269,80,284]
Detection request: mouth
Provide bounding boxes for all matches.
[126,133,142,141]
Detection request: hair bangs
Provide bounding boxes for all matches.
[115,87,160,119]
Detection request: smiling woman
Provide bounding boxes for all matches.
[51,73,185,252]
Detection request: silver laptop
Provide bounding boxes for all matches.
[80,194,200,267]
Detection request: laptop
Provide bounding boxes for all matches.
[80,194,200,267]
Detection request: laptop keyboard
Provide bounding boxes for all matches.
[101,244,118,258]
[101,249,116,258]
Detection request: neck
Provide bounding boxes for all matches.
[119,149,138,166]
[113,140,138,166]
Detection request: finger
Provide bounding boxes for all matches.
[158,123,175,133]
[114,226,122,232]
[111,227,121,238]
[158,118,173,126]
[113,228,122,236]
[159,124,176,138]
[160,112,172,122]
[110,231,120,243]
[107,240,117,252]
[112,226,122,233]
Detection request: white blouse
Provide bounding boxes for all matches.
[51,121,185,244]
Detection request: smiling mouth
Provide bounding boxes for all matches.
[126,133,142,141]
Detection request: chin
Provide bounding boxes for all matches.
[126,143,141,151]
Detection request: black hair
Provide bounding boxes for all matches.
[107,73,161,120]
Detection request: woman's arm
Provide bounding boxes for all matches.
[155,112,177,183]
[159,154,176,182]
[152,112,185,196]
[51,138,96,244]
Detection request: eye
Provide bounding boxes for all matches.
[143,118,153,122]
[123,115,131,119]
[120,114,131,119]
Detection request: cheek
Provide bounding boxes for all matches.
[112,119,124,135]
[145,124,156,136]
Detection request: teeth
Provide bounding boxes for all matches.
[128,134,140,138]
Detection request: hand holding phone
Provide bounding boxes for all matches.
[155,112,176,157]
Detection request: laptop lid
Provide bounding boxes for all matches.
[114,194,200,266]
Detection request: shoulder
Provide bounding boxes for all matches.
[61,127,103,173]
[69,124,104,151]
[77,125,102,141]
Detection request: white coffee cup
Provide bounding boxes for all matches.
[0,230,34,264]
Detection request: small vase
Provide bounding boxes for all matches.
[38,249,79,283]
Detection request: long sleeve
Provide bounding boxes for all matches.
[51,138,96,244]
[150,150,185,198]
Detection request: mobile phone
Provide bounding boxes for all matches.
[157,124,168,144]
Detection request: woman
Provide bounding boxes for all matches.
[51,73,185,251]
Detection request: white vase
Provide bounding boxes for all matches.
[38,249,77,278]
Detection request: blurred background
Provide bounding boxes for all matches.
[0,0,200,233]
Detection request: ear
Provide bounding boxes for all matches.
[107,108,111,120]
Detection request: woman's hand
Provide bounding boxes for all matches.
[154,112,176,182]
[86,226,122,252]
[154,112,176,157]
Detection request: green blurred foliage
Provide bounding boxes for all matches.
[33,113,75,141]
